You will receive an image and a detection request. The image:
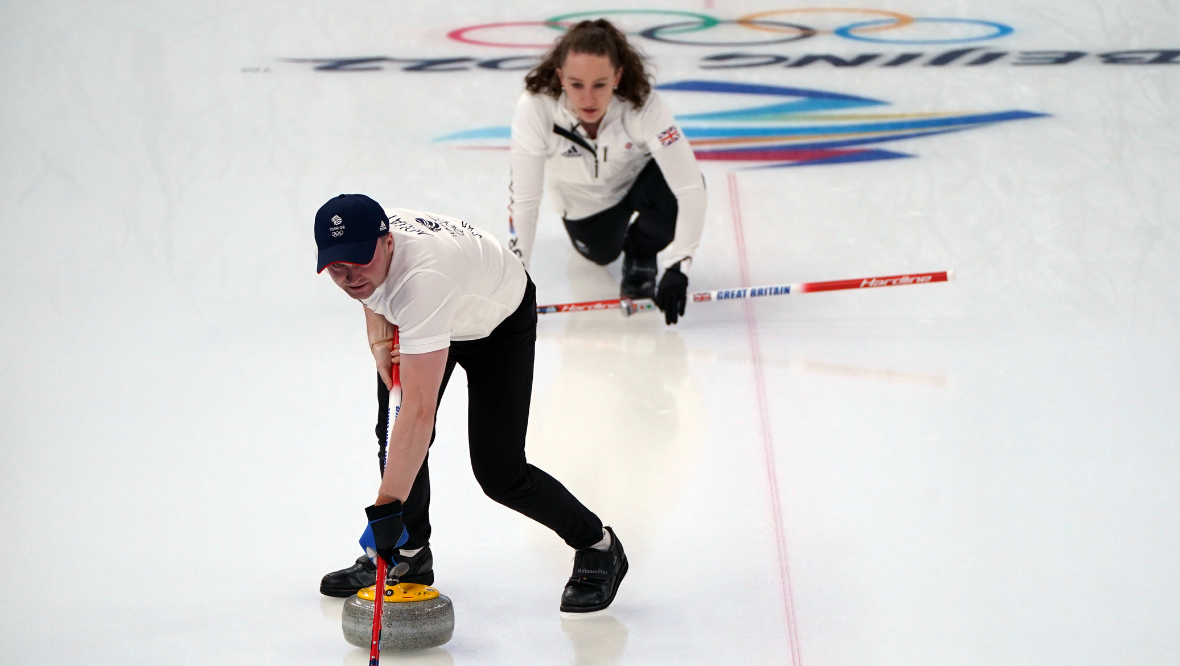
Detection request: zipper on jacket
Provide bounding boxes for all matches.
[552,123,599,179]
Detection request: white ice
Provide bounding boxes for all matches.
[2,2,1179,665]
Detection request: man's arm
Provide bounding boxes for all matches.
[364,305,399,389]
[375,347,448,505]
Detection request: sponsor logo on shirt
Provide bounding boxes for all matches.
[390,213,483,239]
[418,214,465,237]
[330,214,345,237]
[415,216,443,233]
[562,145,581,157]
[658,125,680,147]
[457,218,483,238]
[390,215,429,235]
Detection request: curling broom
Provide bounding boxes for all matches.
[536,270,954,316]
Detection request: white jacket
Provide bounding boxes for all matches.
[508,90,706,272]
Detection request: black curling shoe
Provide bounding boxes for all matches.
[620,254,658,299]
[319,546,435,597]
[560,526,628,613]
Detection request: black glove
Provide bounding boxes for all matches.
[654,263,689,325]
[360,500,409,565]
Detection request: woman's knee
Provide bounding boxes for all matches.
[571,236,623,265]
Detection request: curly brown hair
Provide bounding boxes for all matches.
[524,19,653,108]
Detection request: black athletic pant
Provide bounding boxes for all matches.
[563,158,678,265]
[375,277,604,551]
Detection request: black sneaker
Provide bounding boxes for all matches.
[560,527,628,613]
[319,546,435,597]
[620,254,658,299]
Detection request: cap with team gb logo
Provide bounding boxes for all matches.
[314,193,390,273]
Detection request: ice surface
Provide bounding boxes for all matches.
[2,2,1179,665]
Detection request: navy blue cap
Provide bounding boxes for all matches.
[314,194,390,273]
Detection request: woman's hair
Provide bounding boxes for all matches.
[524,19,653,108]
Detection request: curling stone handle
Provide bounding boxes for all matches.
[389,562,409,586]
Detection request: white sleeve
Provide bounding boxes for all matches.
[388,271,461,354]
[508,93,552,270]
[636,93,707,273]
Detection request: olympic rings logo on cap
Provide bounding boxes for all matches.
[446,8,1015,49]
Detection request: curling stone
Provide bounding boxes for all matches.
[342,582,454,651]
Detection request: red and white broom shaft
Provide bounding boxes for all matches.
[369,556,387,665]
[371,328,400,666]
[388,328,401,432]
[536,270,954,316]
[382,329,402,469]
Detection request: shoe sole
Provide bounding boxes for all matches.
[559,556,629,613]
[319,572,435,598]
[319,584,360,598]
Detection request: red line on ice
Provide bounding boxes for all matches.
[727,172,802,666]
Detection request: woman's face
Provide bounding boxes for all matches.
[557,51,622,127]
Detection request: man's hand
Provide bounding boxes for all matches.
[371,341,401,390]
[654,264,689,325]
[360,501,409,566]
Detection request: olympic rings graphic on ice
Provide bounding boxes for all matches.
[834,17,1014,44]
[447,9,1015,49]
[545,10,720,36]
[737,8,913,35]
[641,19,815,47]
[448,22,571,49]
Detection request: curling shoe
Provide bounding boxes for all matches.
[319,545,434,597]
[560,527,628,613]
[620,254,658,299]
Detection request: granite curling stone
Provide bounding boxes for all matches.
[342,583,454,651]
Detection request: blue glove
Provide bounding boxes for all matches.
[359,501,409,566]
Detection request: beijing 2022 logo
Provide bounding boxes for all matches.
[437,80,1047,168]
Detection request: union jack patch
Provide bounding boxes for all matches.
[658,125,680,147]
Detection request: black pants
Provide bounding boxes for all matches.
[375,277,604,551]
[563,159,678,265]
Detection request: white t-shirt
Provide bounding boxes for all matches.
[361,209,528,355]
[509,90,706,272]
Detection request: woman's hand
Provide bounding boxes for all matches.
[372,341,401,390]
